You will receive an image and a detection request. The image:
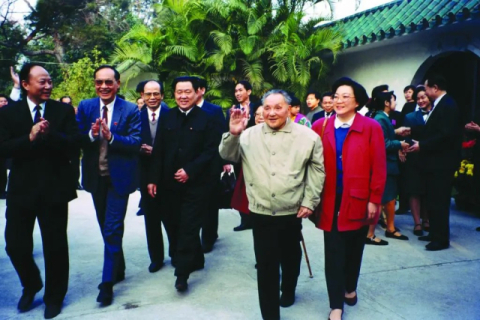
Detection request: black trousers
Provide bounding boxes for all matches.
[425,168,455,244]
[162,187,207,277]
[140,188,165,264]
[0,158,7,194]
[5,201,69,305]
[251,213,302,320]
[201,179,220,246]
[323,197,368,310]
[71,155,81,187]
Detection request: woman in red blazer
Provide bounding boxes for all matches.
[312,77,386,320]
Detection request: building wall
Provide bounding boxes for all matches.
[329,19,480,110]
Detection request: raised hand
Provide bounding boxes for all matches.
[10,66,20,88]
[91,119,101,138]
[229,108,248,135]
[101,118,112,141]
[395,126,411,137]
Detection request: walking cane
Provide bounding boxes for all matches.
[300,231,313,278]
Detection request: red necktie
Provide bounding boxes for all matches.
[152,112,156,122]
[102,106,108,124]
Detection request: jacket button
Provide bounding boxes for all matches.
[272,152,275,155]
[272,211,276,215]
[250,183,253,186]
[272,173,275,176]
[273,132,276,135]
[272,193,275,197]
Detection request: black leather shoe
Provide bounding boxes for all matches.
[148,262,164,273]
[385,230,409,240]
[175,276,189,292]
[425,241,449,251]
[44,304,62,319]
[280,292,295,307]
[344,294,357,306]
[17,287,42,312]
[202,243,214,253]
[96,282,113,306]
[233,224,252,232]
[418,235,432,242]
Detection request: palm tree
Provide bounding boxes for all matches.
[112,0,343,108]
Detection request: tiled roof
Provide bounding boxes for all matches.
[320,0,480,49]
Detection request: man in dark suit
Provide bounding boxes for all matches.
[139,80,169,272]
[0,63,79,319]
[76,65,141,305]
[407,74,462,251]
[195,77,226,253]
[311,92,335,124]
[148,76,219,291]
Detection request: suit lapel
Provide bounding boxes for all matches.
[19,100,35,126]
[111,98,124,133]
[414,111,425,125]
[43,100,58,125]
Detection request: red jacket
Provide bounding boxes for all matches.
[312,115,386,232]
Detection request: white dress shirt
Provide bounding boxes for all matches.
[334,114,356,129]
[89,97,116,143]
[26,97,46,121]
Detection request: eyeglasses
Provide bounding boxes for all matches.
[333,95,355,101]
[94,80,115,86]
[144,92,162,98]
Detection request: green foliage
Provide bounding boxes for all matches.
[52,48,107,106]
[112,0,342,110]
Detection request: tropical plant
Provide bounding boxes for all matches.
[52,48,107,106]
[112,0,343,110]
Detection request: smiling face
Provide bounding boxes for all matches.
[142,81,163,111]
[333,85,358,118]
[416,90,431,110]
[322,96,334,113]
[174,81,197,111]
[22,66,52,104]
[235,83,251,104]
[263,93,290,130]
[94,68,120,105]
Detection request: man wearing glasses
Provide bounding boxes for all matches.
[76,65,141,306]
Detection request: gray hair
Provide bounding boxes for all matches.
[261,89,292,105]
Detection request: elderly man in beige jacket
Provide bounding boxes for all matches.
[220,89,325,320]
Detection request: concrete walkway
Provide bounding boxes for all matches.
[1,191,479,320]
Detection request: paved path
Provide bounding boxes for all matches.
[1,191,479,319]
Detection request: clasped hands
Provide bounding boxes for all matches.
[91,118,112,141]
[395,126,421,153]
[465,121,480,133]
[29,118,50,141]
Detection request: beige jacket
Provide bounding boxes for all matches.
[219,120,325,216]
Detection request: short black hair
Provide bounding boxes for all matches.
[236,80,252,91]
[172,76,200,91]
[413,86,426,102]
[371,85,389,99]
[306,90,321,100]
[290,96,301,107]
[93,65,120,81]
[60,96,72,104]
[321,92,332,100]
[332,77,369,109]
[372,91,394,113]
[136,97,143,102]
[403,85,415,93]
[0,93,8,99]
[425,73,447,91]
[142,80,164,94]
[19,63,44,95]
[197,77,207,89]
